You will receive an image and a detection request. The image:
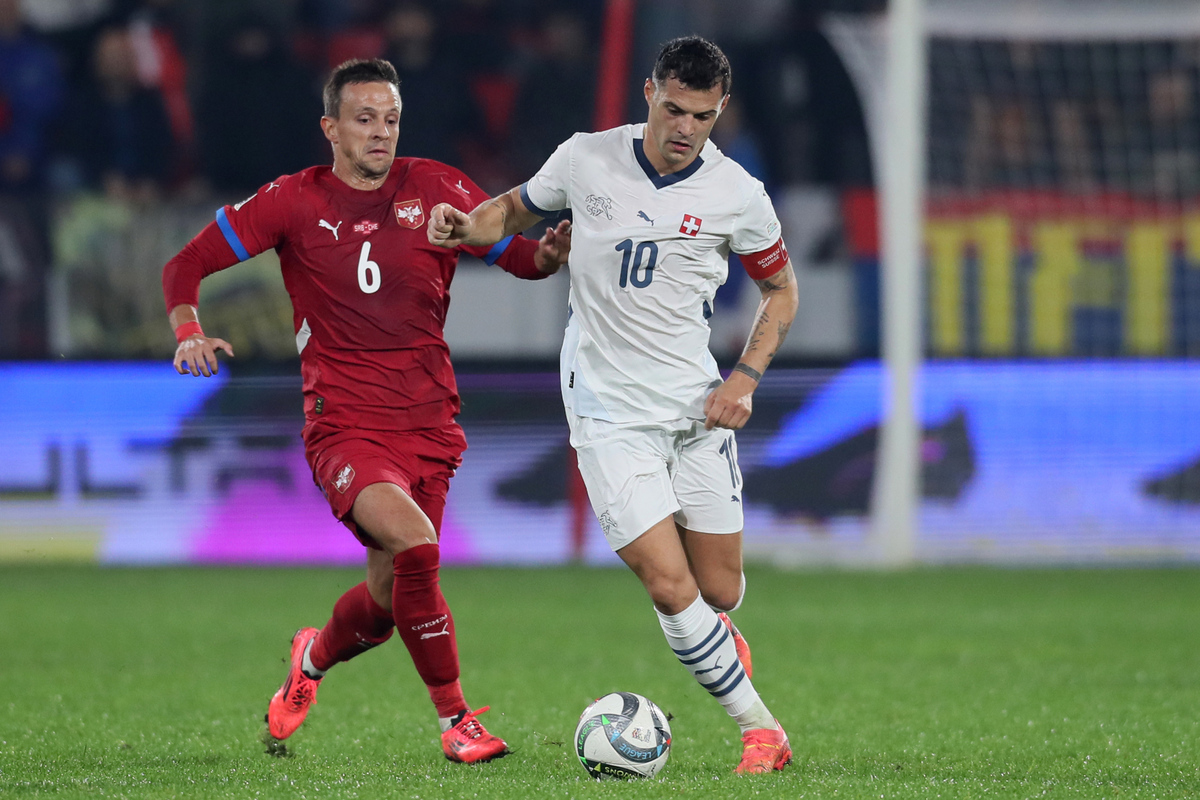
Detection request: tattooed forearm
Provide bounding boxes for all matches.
[486,196,509,231]
[742,311,770,356]
[736,261,799,380]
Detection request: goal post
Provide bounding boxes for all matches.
[873,0,927,566]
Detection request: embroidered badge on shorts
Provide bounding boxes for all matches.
[334,464,355,493]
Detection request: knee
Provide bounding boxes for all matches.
[363,518,437,557]
[699,572,745,613]
[643,570,699,616]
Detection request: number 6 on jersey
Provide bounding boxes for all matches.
[358,241,381,294]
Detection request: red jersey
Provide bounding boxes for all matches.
[163,158,548,435]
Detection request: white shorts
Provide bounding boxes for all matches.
[568,414,744,551]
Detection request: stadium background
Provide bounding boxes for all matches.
[2,0,1200,566]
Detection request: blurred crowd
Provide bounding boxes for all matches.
[0,0,607,201]
[0,0,891,203]
[929,39,1200,199]
[0,0,887,359]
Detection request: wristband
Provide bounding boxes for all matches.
[732,363,762,382]
[175,321,204,343]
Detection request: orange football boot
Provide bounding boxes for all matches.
[735,720,792,774]
[718,612,753,679]
[266,627,322,740]
[441,706,510,763]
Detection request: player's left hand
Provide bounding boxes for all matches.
[534,220,572,274]
[704,371,756,430]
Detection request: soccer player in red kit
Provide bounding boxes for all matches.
[162,59,571,763]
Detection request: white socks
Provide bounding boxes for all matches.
[300,638,326,679]
[656,593,774,733]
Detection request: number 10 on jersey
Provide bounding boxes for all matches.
[615,239,658,288]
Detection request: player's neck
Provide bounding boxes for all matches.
[332,160,391,191]
[640,136,697,177]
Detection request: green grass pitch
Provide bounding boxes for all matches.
[1,565,1198,798]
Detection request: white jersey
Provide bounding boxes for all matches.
[522,123,784,423]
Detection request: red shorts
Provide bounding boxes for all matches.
[304,423,467,549]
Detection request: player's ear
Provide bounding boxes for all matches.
[644,78,655,106]
[320,116,338,144]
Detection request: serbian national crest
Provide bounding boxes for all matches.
[334,464,355,493]
[394,199,424,229]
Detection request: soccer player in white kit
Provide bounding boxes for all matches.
[428,36,799,774]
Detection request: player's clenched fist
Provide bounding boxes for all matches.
[174,334,234,377]
[428,203,472,248]
[703,371,756,430]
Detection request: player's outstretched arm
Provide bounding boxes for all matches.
[169,304,234,377]
[428,187,545,249]
[703,260,800,430]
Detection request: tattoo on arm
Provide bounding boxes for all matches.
[742,311,769,357]
[733,362,762,382]
[486,197,509,232]
[753,263,795,294]
[739,262,798,373]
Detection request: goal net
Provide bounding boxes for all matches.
[810,1,1200,563]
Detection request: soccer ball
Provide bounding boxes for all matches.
[574,691,672,779]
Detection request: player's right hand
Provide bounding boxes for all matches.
[428,203,472,248]
[174,334,234,377]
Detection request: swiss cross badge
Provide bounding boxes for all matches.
[680,214,702,236]
[394,199,424,229]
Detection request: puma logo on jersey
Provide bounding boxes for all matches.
[456,180,468,193]
[637,210,656,225]
[319,219,343,240]
[266,181,281,192]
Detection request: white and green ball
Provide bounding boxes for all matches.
[574,692,672,779]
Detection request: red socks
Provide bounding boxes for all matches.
[309,581,394,671]
[391,543,467,718]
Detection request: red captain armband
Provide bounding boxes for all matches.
[740,238,790,281]
[174,321,204,343]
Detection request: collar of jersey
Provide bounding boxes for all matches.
[318,159,405,203]
[632,138,705,189]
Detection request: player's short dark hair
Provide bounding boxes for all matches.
[651,36,731,96]
[322,58,401,118]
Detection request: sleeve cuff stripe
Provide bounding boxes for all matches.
[519,183,554,217]
[215,207,251,262]
[483,235,515,266]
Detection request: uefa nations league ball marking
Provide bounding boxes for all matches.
[574,691,672,779]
